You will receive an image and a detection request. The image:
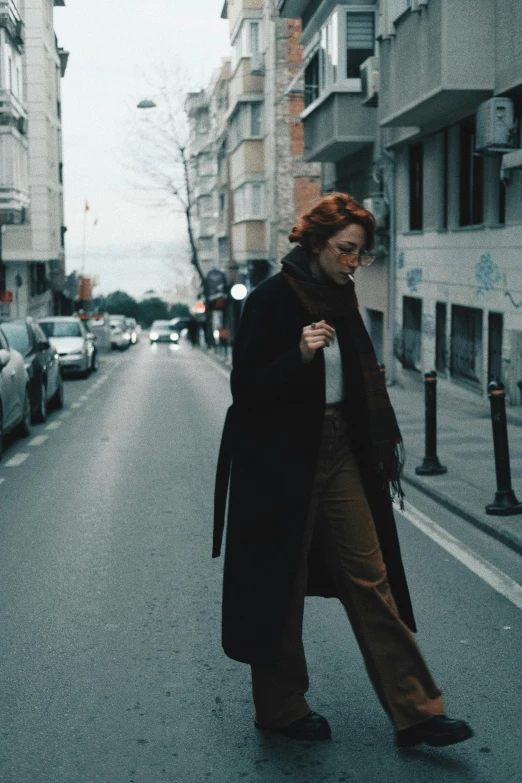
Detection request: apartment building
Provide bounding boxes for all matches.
[0,0,29,316]
[278,0,392,371]
[279,0,522,405]
[220,0,320,292]
[379,0,522,404]
[0,0,67,319]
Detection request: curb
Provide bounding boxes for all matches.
[402,470,522,557]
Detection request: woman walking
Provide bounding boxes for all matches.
[213,193,473,747]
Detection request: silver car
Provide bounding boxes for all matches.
[0,326,31,458]
[38,317,98,378]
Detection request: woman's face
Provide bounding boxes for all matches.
[310,223,368,286]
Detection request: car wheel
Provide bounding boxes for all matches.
[91,351,99,372]
[33,378,48,423]
[51,373,64,410]
[18,389,31,438]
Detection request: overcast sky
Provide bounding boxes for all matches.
[53,2,230,297]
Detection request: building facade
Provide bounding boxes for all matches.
[278,0,393,373]
[0,0,67,320]
[379,0,522,404]
[278,0,522,405]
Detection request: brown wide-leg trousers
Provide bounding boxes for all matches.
[251,404,444,731]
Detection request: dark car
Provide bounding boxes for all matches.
[0,318,64,423]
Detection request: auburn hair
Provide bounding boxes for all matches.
[289,192,376,252]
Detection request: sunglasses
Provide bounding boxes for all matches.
[327,241,375,267]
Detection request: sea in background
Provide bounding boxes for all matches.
[65,240,198,303]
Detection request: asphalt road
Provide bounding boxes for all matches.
[0,339,520,783]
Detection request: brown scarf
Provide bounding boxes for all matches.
[282,245,405,509]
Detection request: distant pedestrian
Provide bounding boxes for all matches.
[187,319,199,348]
[213,193,473,747]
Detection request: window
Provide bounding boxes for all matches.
[304,52,319,107]
[228,102,264,150]
[30,263,48,296]
[441,128,449,229]
[402,296,422,371]
[196,109,210,136]
[218,236,228,264]
[346,12,375,79]
[459,118,483,227]
[232,19,261,68]
[198,195,213,218]
[450,305,482,384]
[218,191,226,222]
[435,303,447,374]
[233,182,265,221]
[197,153,214,177]
[409,143,423,231]
[0,323,31,354]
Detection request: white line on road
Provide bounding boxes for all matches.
[28,435,49,447]
[45,421,62,431]
[71,402,82,409]
[400,500,522,612]
[60,411,72,419]
[79,394,89,401]
[4,453,29,467]
[0,477,5,485]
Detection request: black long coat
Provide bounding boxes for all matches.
[213,271,416,667]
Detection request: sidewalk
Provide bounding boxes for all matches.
[202,346,522,556]
[388,373,522,556]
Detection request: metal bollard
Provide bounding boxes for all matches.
[485,382,522,515]
[415,370,447,475]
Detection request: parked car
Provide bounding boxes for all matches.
[0,318,64,422]
[108,315,131,350]
[0,326,31,458]
[149,320,180,344]
[86,315,112,352]
[38,316,99,378]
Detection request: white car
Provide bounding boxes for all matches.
[108,316,132,350]
[38,317,98,378]
[0,326,31,458]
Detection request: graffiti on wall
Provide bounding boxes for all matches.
[406,268,423,293]
[475,252,501,295]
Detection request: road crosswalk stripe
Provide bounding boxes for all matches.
[4,454,29,467]
[45,421,62,430]
[400,500,522,612]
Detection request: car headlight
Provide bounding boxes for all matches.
[150,331,159,340]
[170,332,179,341]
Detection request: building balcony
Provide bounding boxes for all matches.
[379,0,495,130]
[229,58,264,113]
[0,130,29,222]
[302,92,377,163]
[0,0,24,50]
[0,88,28,126]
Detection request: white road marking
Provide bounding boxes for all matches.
[400,500,522,612]
[4,453,29,467]
[79,394,89,401]
[71,402,82,409]
[45,421,62,431]
[60,411,72,419]
[28,435,48,447]
[0,477,5,485]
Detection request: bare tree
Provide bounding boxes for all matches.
[126,66,205,291]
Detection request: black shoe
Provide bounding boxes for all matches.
[396,715,473,748]
[255,710,331,741]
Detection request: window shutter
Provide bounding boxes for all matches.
[346,13,374,50]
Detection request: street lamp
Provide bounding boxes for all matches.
[230,283,247,301]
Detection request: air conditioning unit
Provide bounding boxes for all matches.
[363,195,389,229]
[476,97,518,155]
[360,57,379,107]
[250,52,265,76]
